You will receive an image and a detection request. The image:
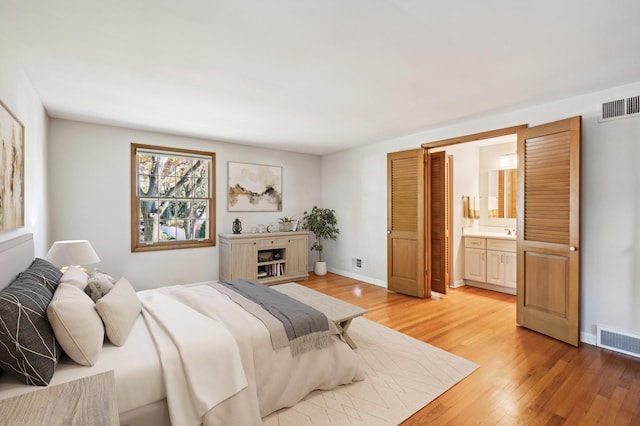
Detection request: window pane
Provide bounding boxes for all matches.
[139,176,150,195]
[195,220,207,239]
[138,155,154,175]
[140,220,157,243]
[190,201,208,219]
[159,221,175,240]
[159,176,174,196]
[159,201,175,220]
[194,178,208,198]
[139,200,158,220]
[174,180,187,198]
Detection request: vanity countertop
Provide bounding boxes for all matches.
[462,231,516,241]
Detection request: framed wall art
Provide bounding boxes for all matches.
[0,100,24,231]
[228,161,282,212]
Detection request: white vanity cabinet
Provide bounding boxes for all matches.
[464,238,486,282]
[464,235,516,294]
[486,239,517,288]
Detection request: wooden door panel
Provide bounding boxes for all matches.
[390,235,419,294]
[523,252,568,315]
[387,149,425,298]
[428,151,446,294]
[517,116,580,346]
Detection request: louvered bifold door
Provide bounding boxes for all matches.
[428,151,446,294]
[387,149,425,298]
[516,117,581,346]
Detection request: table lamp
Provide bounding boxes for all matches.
[45,240,101,272]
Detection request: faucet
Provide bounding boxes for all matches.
[504,228,517,236]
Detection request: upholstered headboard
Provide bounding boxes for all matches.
[0,233,34,290]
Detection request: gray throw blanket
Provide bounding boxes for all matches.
[219,279,333,355]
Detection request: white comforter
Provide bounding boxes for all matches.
[139,284,363,426]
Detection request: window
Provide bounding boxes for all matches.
[131,143,215,252]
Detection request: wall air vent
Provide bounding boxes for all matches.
[596,325,640,359]
[599,95,640,122]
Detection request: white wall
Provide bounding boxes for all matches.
[0,37,49,255]
[48,119,321,290]
[322,81,640,343]
[444,144,480,285]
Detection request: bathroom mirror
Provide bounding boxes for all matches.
[487,169,517,218]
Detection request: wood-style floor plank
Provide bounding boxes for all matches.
[299,272,640,425]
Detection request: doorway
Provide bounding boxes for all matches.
[387,118,581,346]
[430,133,519,295]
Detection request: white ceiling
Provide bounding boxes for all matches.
[1,1,639,155]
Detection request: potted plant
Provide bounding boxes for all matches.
[301,206,339,276]
[278,216,298,231]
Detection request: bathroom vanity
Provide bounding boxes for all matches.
[463,232,516,295]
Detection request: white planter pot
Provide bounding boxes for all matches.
[314,261,327,276]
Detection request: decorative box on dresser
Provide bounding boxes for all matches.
[219,231,309,285]
[463,234,517,295]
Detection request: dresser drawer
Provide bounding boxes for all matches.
[464,237,486,249]
[256,238,288,249]
[486,239,516,252]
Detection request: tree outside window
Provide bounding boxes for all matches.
[131,143,215,252]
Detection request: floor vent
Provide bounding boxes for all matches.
[596,325,640,358]
[600,96,640,122]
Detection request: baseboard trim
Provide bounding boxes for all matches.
[450,279,466,289]
[326,267,388,288]
[581,331,596,346]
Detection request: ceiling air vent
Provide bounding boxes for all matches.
[627,95,640,115]
[599,95,640,122]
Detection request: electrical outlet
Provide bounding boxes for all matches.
[356,258,362,268]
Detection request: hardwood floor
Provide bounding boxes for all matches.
[301,272,640,425]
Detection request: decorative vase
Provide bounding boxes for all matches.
[314,261,327,276]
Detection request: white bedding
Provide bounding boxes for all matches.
[0,282,363,425]
[139,288,249,425]
[0,316,164,413]
[146,284,364,425]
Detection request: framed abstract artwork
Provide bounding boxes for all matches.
[0,100,24,231]
[228,162,282,212]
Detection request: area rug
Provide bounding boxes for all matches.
[262,317,478,425]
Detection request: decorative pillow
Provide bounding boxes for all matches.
[96,277,141,346]
[59,267,89,291]
[47,284,104,366]
[84,270,116,302]
[16,257,63,295]
[0,272,62,386]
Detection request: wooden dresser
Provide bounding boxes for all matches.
[219,231,309,285]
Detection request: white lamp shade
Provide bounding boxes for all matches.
[45,240,101,268]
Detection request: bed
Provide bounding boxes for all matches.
[0,234,363,425]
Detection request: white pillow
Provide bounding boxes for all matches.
[47,284,104,366]
[59,266,89,290]
[96,277,141,346]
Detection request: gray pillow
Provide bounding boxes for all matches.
[84,270,116,302]
[0,258,62,386]
[17,257,63,295]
